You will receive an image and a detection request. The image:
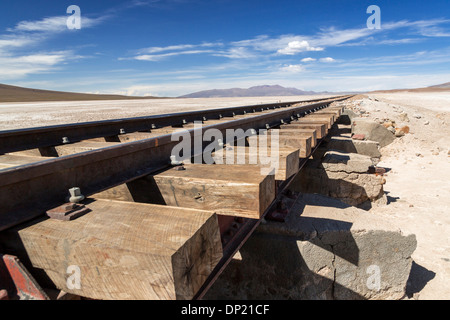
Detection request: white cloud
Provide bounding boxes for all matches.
[230,35,276,52]
[9,15,105,33]
[11,53,68,65]
[0,13,107,79]
[383,19,450,37]
[319,57,335,63]
[133,50,214,61]
[128,41,258,61]
[277,40,323,55]
[126,42,223,61]
[213,47,256,59]
[138,42,221,54]
[320,18,450,48]
[233,18,450,56]
[279,64,304,73]
[0,37,35,49]
[338,37,424,47]
[11,16,68,33]
[378,38,423,45]
[301,57,316,62]
[228,35,323,58]
[333,48,450,69]
[313,27,374,47]
[122,18,450,64]
[0,51,76,80]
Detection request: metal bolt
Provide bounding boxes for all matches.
[203,117,207,121]
[62,137,70,144]
[265,124,270,129]
[119,128,126,134]
[69,187,85,204]
[151,124,156,129]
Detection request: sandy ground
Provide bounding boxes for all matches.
[0,91,448,299]
[0,95,333,131]
[347,92,450,299]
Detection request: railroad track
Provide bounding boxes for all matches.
[0,95,352,300]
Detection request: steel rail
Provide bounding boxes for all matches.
[0,95,346,154]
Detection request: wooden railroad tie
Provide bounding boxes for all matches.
[280,123,327,139]
[295,117,334,130]
[93,163,275,220]
[211,146,300,181]
[0,199,223,300]
[276,128,317,147]
[262,131,312,158]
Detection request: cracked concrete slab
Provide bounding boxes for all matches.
[203,193,416,300]
[290,151,386,207]
[327,136,381,161]
[351,118,395,148]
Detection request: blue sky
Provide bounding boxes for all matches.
[1,0,450,96]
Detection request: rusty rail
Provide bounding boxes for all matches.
[0,95,350,231]
[0,95,345,155]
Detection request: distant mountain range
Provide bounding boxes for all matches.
[0,83,159,103]
[178,85,328,98]
[1,82,448,102]
[371,81,450,93]
[427,82,450,89]
[180,82,450,98]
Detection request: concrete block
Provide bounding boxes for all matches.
[352,119,395,148]
[327,136,381,160]
[204,194,417,300]
[338,109,359,125]
[289,151,386,207]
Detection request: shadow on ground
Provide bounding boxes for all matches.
[405,261,436,299]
